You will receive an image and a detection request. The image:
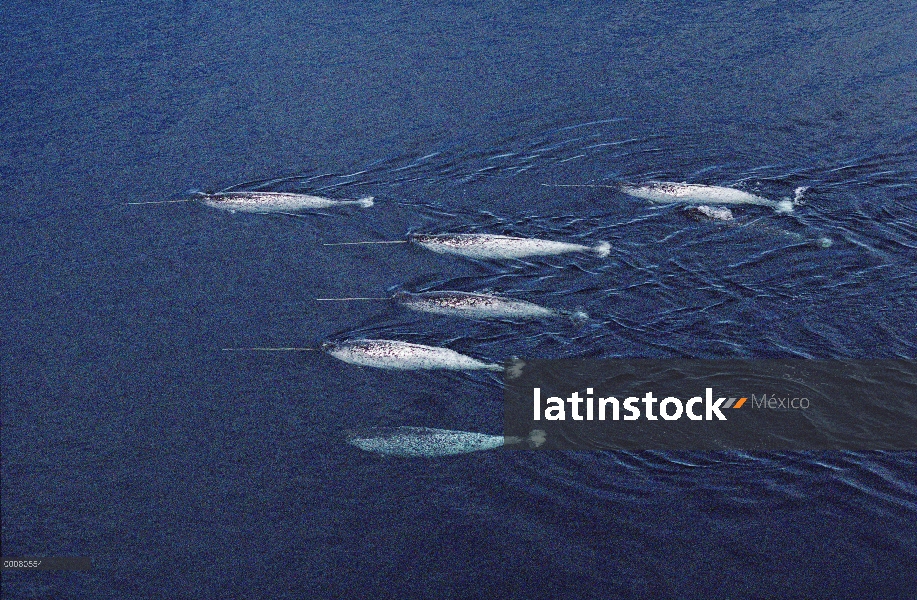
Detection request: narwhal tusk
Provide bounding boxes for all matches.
[315,297,391,301]
[540,183,618,188]
[322,240,408,246]
[222,347,319,351]
[124,198,196,205]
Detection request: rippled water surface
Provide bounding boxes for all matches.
[3,1,916,598]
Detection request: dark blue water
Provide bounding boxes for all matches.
[3,1,916,597]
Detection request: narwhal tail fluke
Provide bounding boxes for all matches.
[773,187,809,213]
[337,196,375,208]
[503,429,547,448]
[486,363,505,372]
[565,310,590,324]
[527,429,547,447]
[593,241,611,257]
[774,200,795,213]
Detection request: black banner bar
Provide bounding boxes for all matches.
[503,359,917,450]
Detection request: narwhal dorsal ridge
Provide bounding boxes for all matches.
[347,427,548,457]
[322,339,503,371]
[397,290,509,310]
[394,290,565,320]
[347,427,507,457]
[407,233,611,259]
[318,291,586,321]
[201,190,374,213]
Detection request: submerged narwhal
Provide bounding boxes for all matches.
[317,290,588,322]
[325,232,611,260]
[128,190,374,213]
[347,427,546,457]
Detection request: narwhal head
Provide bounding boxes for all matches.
[391,291,417,303]
[617,181,642,195]
[186,189,211,201]
[408,233,439,245]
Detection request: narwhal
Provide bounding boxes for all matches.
[544,182,807,213]
[324,339,503,371]
[224,339,503,371]
[316,290,589,322]
[347,427,546,457]
[127,190,374,213]
[324,233,611,259]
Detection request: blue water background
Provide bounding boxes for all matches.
[2,1,916,597]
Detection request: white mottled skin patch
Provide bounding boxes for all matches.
[324,339,503,371]
[395,291,559,319]
[348,427,506,457]
[410,233,610,259]
[202,191,373,213]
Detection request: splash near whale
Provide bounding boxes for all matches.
[347,427,545,457]
[619,182,803,213]
[323,339,504,371]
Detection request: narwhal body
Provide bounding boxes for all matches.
[348,427,509,457]
[201,191,374,213]
[394,291,585,321]
[620,182,797,212]
[409,233,610,259]
[348,427,547,457]
[323,339,503,371]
